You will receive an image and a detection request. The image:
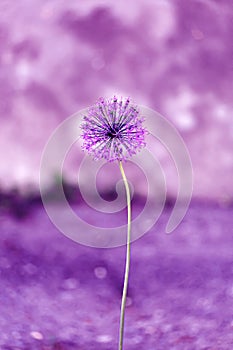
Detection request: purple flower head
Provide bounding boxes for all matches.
[81,96,147,162]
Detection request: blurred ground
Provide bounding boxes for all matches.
[0,199,233,349]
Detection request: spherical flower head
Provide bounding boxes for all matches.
[81,96,147,162]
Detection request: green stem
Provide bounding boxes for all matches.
[118,161,132,350]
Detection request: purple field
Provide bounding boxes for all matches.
[0,198,233,349]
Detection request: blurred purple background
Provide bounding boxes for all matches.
[0,0,232,200]
[0,1,233,349]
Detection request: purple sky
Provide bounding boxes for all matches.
[0,0,232,201]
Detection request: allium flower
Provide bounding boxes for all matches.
[81,96,147,162]
[80,96,148,350]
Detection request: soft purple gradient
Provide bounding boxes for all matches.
[0,1,232,200]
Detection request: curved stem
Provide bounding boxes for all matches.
[118,161,132,350]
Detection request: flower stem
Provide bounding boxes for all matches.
[118,161,132,350]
